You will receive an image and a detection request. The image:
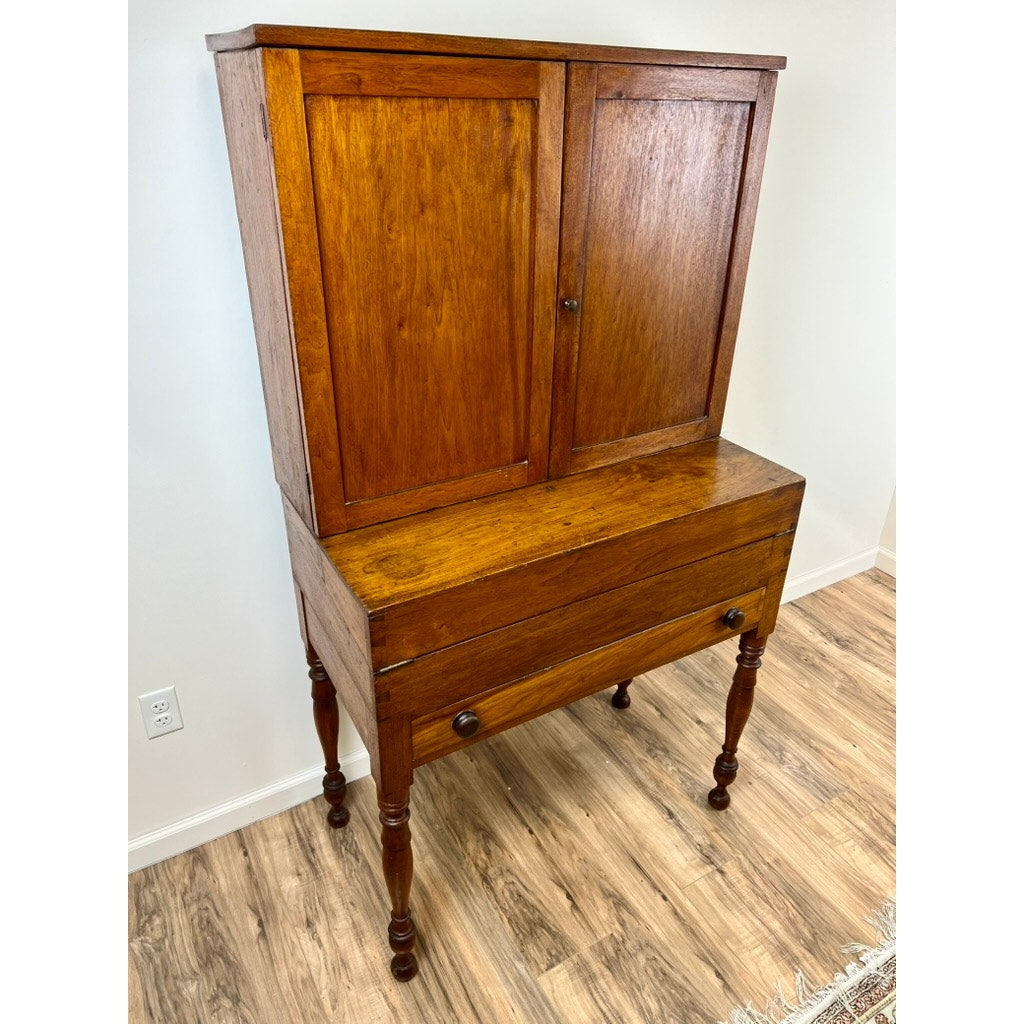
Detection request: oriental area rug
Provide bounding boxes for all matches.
[718,903,895,1024]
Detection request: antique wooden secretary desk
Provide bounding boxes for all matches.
[208,24,804,981]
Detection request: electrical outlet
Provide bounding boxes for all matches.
[138,687,184,739]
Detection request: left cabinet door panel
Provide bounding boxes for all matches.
[263,48,565,533]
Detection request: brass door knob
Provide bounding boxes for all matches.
[562,298,579,312]
[722,607,746,629]
[452,710,481,738]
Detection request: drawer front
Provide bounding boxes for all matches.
[379,533,791,717]
[369,483,801,667]
[410,588,766,766]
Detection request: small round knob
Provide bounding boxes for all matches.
[562,298,579,312]
[722,607,746,630]
[452,710,480,738]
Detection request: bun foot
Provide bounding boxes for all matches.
[327,805,350,828]
[707,786,731,810]
[390,952,418,981]
[610,678,632,710]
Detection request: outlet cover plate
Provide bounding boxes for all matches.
[138,687,184,739]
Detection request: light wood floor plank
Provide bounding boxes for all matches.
[129,569,896,1023]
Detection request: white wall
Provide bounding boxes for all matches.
[128,0,898,868]
[877,489,896,576]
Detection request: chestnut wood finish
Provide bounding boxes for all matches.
[300,53,563,516]
[410,589,767,767]
[209,25,801,983]
[307,647,350,828]
[708,630,768,810]
[379,791,417,981]
[610,679,633,709]
[322,438,802,668]
[550,64,779,473]
[257,48,565,531]
[207,24,787,70]
[212,50,313,529]
[378,539,789,716]
[260,47,347,535]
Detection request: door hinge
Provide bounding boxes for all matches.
[305,471,312,500]
[259,103,268,141]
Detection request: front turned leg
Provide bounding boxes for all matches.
[379,789,418,981]
[610,678,633,709]
[708,631,767,810]
[306,646,350,828]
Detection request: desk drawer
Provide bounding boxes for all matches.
[378,532,791,717]
[367,483,800,668]
[410,588,766,766]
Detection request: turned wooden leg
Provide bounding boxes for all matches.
[379,789,418,981]
[611,678,633,709]
[708,631,767,810]
[307,646,350,829]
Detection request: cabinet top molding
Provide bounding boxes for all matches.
[205,24,786,70]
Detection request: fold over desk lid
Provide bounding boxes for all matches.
[316,437,804,666]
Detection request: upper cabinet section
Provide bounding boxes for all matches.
[211,29,783,536]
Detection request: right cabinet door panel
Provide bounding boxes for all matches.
[550,64,778,475]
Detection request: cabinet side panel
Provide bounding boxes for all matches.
[214,50,313,527]
[303,600,378,761]
[281,495,374,683]
[705,71,779,434]
[262,47,350,535]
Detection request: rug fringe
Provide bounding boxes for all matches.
[716,900,895,1024]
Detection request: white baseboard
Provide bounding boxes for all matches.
[128,747,371,873]
[781,547,881,604]
[875,545,896,577]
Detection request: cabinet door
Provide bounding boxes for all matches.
[262,49,564,532]
[550,64,778,475]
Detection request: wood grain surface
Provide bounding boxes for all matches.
[570,95,749,450]
[308,91,534,501]
[129,569,895,1023]
[380,537,787,714]
[547,64,779,476]
[261,47,349,535]
[213,50,314,529]
[205,25,787,71]
[320,437,803,667]
[410,589,767,766]
[301,53,563,515]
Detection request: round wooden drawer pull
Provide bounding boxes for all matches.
[722,607,746,629]
[452,710,481,738]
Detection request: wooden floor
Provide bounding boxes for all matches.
[129,569,895,1024]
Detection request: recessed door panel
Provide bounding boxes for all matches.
[265,50,564,531]
[550,64,777,475]
[307,93,535,502]
[572,99,748,447]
